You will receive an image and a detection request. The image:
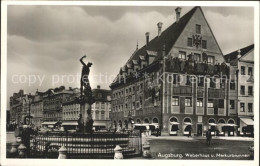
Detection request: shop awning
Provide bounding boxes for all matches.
[42,122,58,125]
[170,122,180,125]
[225,124,237,127]
[61,121,78,126]
[240,118,254,126]
[93,121,106,127]
[209,123,217,126]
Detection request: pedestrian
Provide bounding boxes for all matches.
[156,126,159,137]
[206,130,212,145]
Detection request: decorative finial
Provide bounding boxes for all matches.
[136,40,138,50]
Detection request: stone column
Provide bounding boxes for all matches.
[80,102,93,133]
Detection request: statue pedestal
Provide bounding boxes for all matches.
[79,99,94,133]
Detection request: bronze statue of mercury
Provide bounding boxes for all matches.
[80,55,93,96]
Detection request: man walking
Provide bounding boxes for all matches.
[206,130,212,145]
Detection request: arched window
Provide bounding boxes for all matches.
[118,120,122,127]
[170,117,178,122]
[228,119,235,124]
[144,118,149,124]
[183,117,192,123]
[153,118,159,123]
[136,119,141,124]
[208,118,216,123]
[218,119,225,124]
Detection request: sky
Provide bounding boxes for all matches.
[7,5,254,108]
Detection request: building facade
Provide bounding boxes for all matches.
[9,90,34,126]
[42,86,75,124]
[30,90,44,127]
[224,44,254,136]
[91,85,112,130]
[10,90,24,125]
[110,6,237,136]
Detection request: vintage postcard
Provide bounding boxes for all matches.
[1,1,259,166]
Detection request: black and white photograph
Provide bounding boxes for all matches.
[1,1,259,166]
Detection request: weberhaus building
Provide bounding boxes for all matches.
[110,6,241,136]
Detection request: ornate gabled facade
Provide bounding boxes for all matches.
[224,44,254,136]
[110,6,237,136]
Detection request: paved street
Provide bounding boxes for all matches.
[147,136,254,160]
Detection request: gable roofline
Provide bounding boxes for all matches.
[198,7,224,57]
[240,49,254,61]
[120,6,199,66]
[224,44,254,62]
[111,6,199,85]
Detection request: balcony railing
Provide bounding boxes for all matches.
[165,57,230,76]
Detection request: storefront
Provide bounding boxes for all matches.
[239,118,254,137]
[170,122,180,136]
[169,117,179,136]
[183,117,193,136]
[208,118,217,136]
[93,121,107,131]
[222,119,237,136]
[61,121,78,131]
[216,119,226,136]
[41,121,58,129]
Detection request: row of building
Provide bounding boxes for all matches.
[9,85,112,130]
[109,6,254,136]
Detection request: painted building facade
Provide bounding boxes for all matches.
[110,6,236,136]
[224,44,254,136]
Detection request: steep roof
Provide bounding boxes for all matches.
[111,6,199,85]
[126,6,198,64]
[224,44,254,63]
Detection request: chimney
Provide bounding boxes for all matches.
[157,22,163,37]
[145,32,150,46]
[175,7,182,23]
[237,49,241,59]
[97,85,101,89]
